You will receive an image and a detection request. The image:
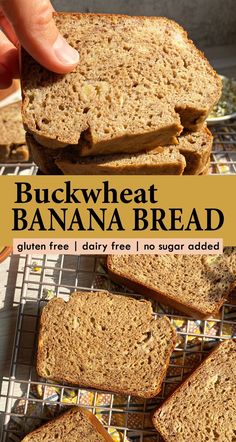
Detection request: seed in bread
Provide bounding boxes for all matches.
[37,291,177,398]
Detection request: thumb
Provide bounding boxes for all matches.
[1,0,79,74]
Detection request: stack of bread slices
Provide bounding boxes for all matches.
[0,101,28,163]
[21,13,221,175]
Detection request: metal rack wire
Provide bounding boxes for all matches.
[1,253,236,441]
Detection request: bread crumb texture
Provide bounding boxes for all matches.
[0,102,28,162]
[37,291,176,398]
[22,14,221,155]
[21,406,113,441]
[26,126,212,175]
[153,339,236,442]
[108,249,236,318]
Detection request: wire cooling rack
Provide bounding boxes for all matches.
[0,120,236,175]
[1,253,236,441]
[210,120,236,174]
[0,162,37,176]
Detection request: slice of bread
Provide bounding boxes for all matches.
[199,159,210,175]
[55,126,212,175]
[21,13,221,156]
[0,79,20,101]
[107,250,236,319]
[37,291,177,398]
[153,339,236,442]
[55,147,186,175]
[151,126,213,175]
[21,406,113,441]
[26,126,212,175]
[0,102,29,162]
[27,131,186,175]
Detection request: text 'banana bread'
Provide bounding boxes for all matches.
[21,406,113,441]
[153,339,236,442]
[37,291,177,398]
[107,250,236,319]
[21,13,221,156]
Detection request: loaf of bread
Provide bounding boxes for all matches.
[21,13,221,156]
[56,126,212,175]
[26,126,212,175]
[153,339,236,442]
[0,102,29,162]
[21,406,113,441]
[107,251,236,319]
[0,79,20,101]
[37,291,177,398]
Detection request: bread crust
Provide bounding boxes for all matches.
[198,159,210,175]
[182,127,213,175]
[152,339,236,440]
[107,257,236,319]
[21,406,114,441]
[0,101,29,162]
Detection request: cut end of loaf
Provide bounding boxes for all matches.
[21,13,221,155]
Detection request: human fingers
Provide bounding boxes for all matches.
[1,0,79,74]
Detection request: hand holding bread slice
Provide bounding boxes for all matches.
[21,13,221,173]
